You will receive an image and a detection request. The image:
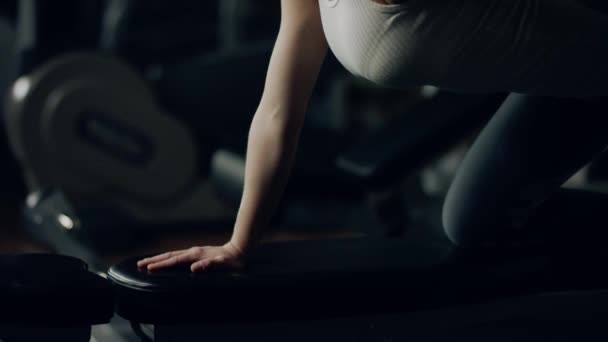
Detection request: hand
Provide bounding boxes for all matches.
[137,242,246,273]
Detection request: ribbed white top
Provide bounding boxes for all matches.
[319,0,608,97]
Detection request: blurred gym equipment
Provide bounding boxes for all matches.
[14,0,106,75]
[0,1,17,21]
[101,0,220,67]
[7,47,284,250]
[4,0,284,253]
[0,16,16,97]
[0,13,25,202]
[219,0,279,49]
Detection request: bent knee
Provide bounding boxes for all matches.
[442,196,498,246]
[442,201,475,246]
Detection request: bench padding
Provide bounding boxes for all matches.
[109,238,608,324]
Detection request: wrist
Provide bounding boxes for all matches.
[225,239,249,259]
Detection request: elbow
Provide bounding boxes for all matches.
[251,106,305,146]
[257,103,305,131]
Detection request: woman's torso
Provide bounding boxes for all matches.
[318,0,608,96]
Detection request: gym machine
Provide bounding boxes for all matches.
[0,11,24,202]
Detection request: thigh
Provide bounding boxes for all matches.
[442,94,608,245]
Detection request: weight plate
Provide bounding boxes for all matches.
[6,53,198,202]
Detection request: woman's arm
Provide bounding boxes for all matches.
[229,0,328,256]
[138,0,328,272]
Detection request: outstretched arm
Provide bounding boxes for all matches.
[229,0,328,257]
[138,0,328,272]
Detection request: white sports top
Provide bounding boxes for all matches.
[318,0,608,97]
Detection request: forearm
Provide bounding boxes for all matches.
[229,0,327,255]
[229,108,303,255]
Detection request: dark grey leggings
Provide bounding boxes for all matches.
[442,94,608,246]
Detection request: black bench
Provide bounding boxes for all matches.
[2,227,608,341]
[108,236,608,341]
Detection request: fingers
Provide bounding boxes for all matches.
[190,256,228,273]
[147,251,203,271]
[139,246,244,273]
[137,250,186,268]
